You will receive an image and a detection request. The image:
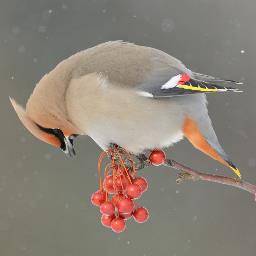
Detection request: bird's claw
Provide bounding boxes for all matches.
[134,154,150,170]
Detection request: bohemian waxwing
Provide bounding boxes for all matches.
[10,41,242,177]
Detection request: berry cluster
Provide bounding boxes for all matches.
[91,147,166,233]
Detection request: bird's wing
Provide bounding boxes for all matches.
[137,67,243,98]
[135,47,243,97]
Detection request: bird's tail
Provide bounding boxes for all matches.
[183,116,241,178]
[181,91,241,181]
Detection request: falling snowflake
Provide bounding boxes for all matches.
[161,18,175,33]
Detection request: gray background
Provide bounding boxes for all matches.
[1,0,256,255]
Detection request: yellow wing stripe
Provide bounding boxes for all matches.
[177,84,225,92]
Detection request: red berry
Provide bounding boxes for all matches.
[126,184,142,199]
[103,175,115,193]
[91,190,106,207]
[149,149,166,166]
[118,198,134,214]
[101,214,115,228]
[112,194,126,207]
[133,177,148,193]
[111,217,126,233]
[133,207,149,223]
[114,175,130,191]
[100,201,115,215]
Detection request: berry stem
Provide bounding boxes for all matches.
[117,166,125,191]
[117,151,133,184]
[97,151,107,191]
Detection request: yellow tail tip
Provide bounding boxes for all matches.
[229,165,242,179]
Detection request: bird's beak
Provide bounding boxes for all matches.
[63,136,76,157]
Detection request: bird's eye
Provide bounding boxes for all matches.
[51,128,64,137]
[50,129,66,150]
[36,124,77,156]
[37,125,64,137]
[36,124,66,148]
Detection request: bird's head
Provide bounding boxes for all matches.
[10,96,81,157]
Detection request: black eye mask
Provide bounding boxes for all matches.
[36,124,66,150]
[36,124,78,156]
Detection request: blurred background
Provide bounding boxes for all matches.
[1,0,256,255]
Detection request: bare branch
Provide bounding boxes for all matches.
[139,157,256,200]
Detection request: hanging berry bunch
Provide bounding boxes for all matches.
[90,146,166,233]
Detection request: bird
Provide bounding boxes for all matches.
[10,41,242,178]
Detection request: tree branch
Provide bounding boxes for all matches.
[139,157,256,200]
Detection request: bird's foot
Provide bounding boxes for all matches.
[107,143,123,161]
[107,144,150,171]
[134,154,150,170]
[108,143,121,150]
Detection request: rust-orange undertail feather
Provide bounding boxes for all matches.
[182,116,241,178]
